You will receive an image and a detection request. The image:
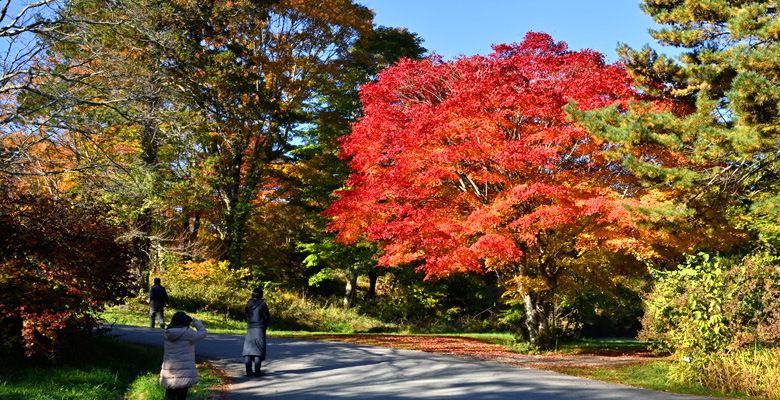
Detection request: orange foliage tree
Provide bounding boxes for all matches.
[326,33,697,347]
[12,0,377,280]
[151,0,374,270]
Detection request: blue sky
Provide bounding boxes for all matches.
[5,1,674,64]
[359,0,675,63]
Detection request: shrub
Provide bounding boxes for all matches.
[155,260,389,332]
[0,183,132,359]
[640,251,780,396]
[641,251,780,355]
[159,259,258,319]
[723,252,780,349]
[268,290,388,332]
[639,253,732,355]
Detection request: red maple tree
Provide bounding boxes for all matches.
[326,32,680,348]
[0,181,132,358]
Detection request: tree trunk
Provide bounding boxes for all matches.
[367,269,378,299]
[133,94,161,296]
[522,291,552,349]
[343,263,360,308]
[225,210,248,270]
[515,257,555,350]
[131,205,153,295]
[224,167,251,270]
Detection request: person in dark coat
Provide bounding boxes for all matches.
[243,287,270,377]
[147,277,169,328]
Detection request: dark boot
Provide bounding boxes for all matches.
[255,361,264,377]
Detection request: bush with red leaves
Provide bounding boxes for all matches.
[0,182,132,359]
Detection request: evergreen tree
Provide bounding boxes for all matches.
[572,0,779,247]
[294,26,427,305]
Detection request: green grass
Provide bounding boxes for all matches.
[101,295,393,335]
[101,301,248,334]
[0,337,226,400]
[550,338,653,355]
[550,360,761,400]
[125,363,225,400]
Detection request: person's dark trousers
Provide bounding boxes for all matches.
[244,355,263,376]
[164,387,188,400]
[149,307,165,328]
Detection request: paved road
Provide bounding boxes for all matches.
[109,324,722,399]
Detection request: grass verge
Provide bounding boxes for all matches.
[549,360,760,400]
[101,302,247,334]
[100,296,390,335]
[0,337,227,400]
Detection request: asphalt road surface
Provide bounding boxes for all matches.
[109,324,723,400]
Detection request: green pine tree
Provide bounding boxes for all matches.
[571,0,780,248]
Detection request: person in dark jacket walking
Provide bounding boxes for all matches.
[243,287,270,377]
[147,277,169,328]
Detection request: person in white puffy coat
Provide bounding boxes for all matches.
[160,311,207,400]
